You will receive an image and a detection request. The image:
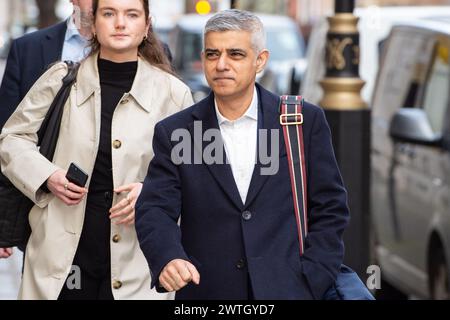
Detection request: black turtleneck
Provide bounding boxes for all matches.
[72,58,138,282]
[89,58,137,193]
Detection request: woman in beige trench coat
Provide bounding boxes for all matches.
[0,0,193,300]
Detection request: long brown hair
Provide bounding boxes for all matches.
[90,0,175,76]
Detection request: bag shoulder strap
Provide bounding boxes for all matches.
[279,95,308,256]
[38,61,80,159]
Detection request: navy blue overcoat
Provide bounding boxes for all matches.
[136,84,350,300]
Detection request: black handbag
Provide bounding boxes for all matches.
[279,95,375,300]
[0,61,80,250]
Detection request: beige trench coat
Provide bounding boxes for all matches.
[0,53,193,300]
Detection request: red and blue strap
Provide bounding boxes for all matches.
[279,95,308,256]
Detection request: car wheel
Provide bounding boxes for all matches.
[430,249,450,300]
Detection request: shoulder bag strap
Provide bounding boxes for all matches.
[279,95,308,256]
[38,61,80,160]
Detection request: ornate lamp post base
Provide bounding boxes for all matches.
[320,0,371,278]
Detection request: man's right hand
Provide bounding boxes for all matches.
[0,248,13,259]
[159,259,200,292]
[47,169,88,206]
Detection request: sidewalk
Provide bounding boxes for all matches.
[0,251,22,299]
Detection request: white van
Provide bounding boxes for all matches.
[298,6,450,106]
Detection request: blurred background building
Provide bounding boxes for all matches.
[0,0,448,30]
[2,0,450,52]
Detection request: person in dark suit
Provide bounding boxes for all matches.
[135,9,350,300]
[0,0,94,129]
[0,0,172,130]
[0,0,93,258]
[0,0,172,257]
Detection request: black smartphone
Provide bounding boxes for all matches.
[66,163,89,187]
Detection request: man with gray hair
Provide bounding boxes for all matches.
[136,9,350,300]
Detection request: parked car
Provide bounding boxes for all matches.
[169,14,307,102]
[371,18,450,299]
[153,18,175,46]
[298,6,450,106]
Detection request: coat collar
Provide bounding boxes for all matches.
[76,52,155,113]
[190,84,282,210]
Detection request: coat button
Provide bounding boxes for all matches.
[236,259,246,270]
[112,234,121,243]
[242,211,252,221]
[113,280,122,289]
[113,140,122,149]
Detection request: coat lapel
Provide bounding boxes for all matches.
[42,21,67,68]
[190,94,244,210]
[244,84,283,208]
[189,85,284,210]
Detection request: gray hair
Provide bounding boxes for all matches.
[204,9,266,53]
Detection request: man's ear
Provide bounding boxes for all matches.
[256,49,270,74]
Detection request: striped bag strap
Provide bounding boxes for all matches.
[279,95,308,256]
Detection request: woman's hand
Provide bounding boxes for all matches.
[47,169,88,206]
[0,248,13,259]
[109,183,143,226]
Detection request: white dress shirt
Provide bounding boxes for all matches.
[61,17,90,63]
[215,87,258,204]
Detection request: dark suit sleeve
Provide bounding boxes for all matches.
[0,40,22,129]
[135,122,189,290]
[301,107,350,299]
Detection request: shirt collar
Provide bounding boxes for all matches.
[65,17,86,41]
[215,87,258,125]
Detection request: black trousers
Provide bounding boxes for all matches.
[58,191,114,300]
[58,266,114,300]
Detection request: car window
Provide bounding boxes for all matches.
[372,28,435,121]
[266,27,304,61]
[421,43,450,134]
[180,31,203,70]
